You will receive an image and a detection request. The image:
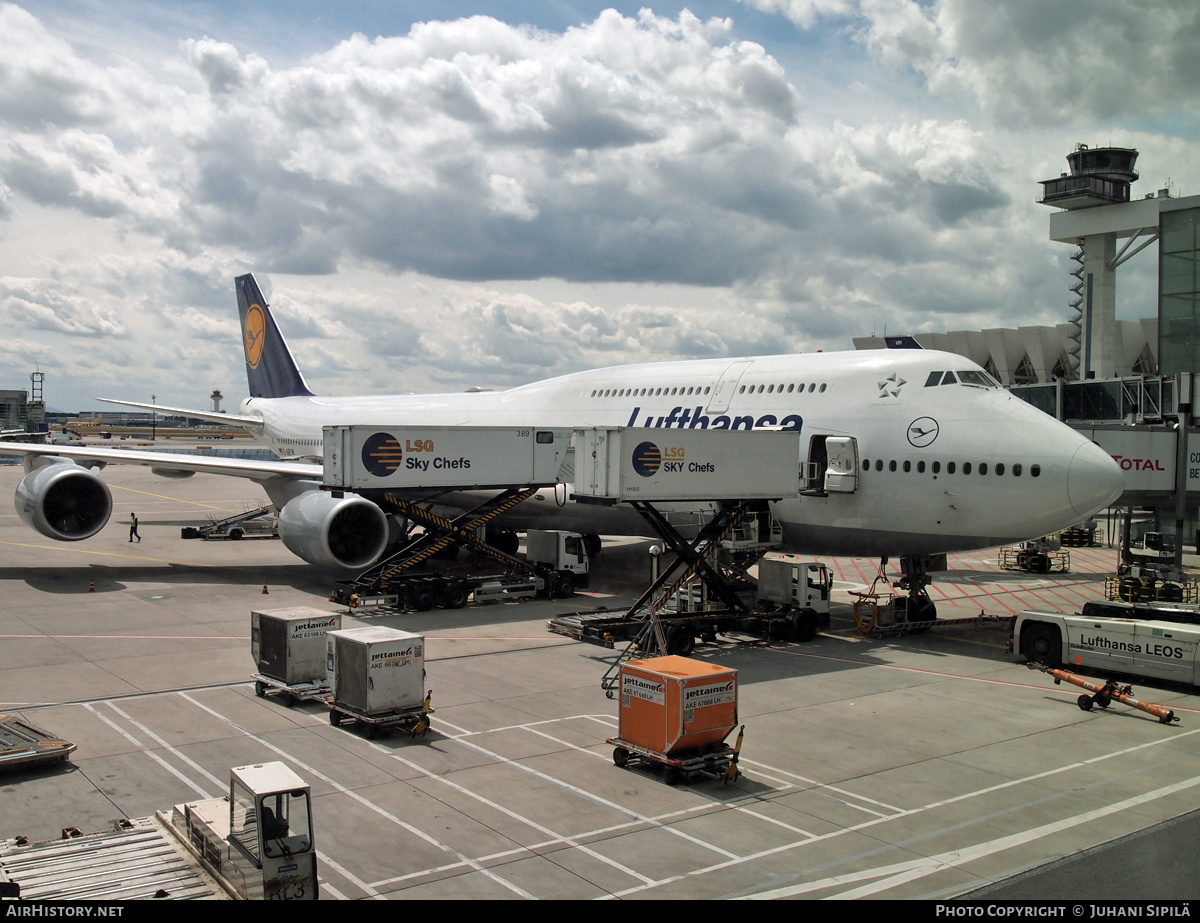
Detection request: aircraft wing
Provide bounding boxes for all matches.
[97,398,264,430]
[0,442,321,481]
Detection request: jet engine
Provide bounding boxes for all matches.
[15,457,113,541]
[276,490,389,570]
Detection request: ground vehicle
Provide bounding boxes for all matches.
[1128,531,1176,563]
[0,762,317,900]
[331,528,590,609]
[524,528,590,596]
[753,555,832,640]
[1013,603,1200,687]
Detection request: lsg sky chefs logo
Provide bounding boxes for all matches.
[362,432,404,476]
[632,440,714,477]
[632,441,664,477]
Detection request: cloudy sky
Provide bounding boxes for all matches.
[1,1,1196,412]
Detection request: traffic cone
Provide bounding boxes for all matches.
[261,584,269,594]
[88,579,95,593]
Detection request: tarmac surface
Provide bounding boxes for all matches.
[1,462,1198,900]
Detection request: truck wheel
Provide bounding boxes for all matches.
[613,747,630,768]
[413,589,435,612]
[229,528,243,541]
[443,585,468,609]
[666,625,695,657]
[1020,623,1061,666]
[790,609,819,642]
[555,572,576,598]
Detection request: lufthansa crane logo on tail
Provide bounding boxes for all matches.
[243,304,267,369]
[362,432,404,476]
[632,441,662,477]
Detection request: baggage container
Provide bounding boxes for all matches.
[617,656,737,756]
[326,626,425,716]
[251,608,342,685]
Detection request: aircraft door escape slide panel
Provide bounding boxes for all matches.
[824,436,858,493]
[706,361,754,414]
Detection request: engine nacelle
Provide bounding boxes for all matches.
[276,490,389,570]
[15,457,113,541]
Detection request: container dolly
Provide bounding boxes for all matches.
[251,674,330,708]
[607,725,745,786]
[326,690,434,740]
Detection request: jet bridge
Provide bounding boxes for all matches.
[554,427,809,693]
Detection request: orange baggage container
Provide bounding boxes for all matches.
[618,656,738,756]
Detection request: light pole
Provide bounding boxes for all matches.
[151,394,156,441]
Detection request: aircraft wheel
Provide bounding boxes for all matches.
[1020,623,1062,666]
[584,534,602,558]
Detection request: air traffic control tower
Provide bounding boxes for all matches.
[1040,144,1200,379]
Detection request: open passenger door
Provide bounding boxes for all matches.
[804,435,858,494]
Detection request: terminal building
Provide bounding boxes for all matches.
[855,145,1200,553]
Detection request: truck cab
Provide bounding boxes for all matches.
[1013,606,1200,688]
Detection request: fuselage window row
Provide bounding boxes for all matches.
[860,459,1040,478]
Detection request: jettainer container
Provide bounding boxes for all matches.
[618,656,738,755]
[326,626,425,716]
[252,607,343,684]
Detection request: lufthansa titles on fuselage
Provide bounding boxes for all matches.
[626,406,802,432]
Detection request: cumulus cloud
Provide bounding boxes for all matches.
[745,0,1200,125]
[0,278,126,336]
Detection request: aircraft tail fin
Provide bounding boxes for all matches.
[236,274,315,399]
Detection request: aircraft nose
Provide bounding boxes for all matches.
[1068,441,1125,518]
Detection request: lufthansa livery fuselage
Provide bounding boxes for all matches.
[242,350,1122,557]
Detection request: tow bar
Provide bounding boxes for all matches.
[1027,663,1179,724]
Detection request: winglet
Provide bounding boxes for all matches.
[236,274,315,399]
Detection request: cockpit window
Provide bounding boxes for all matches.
[925,370,999,388]
[956,370,998,388]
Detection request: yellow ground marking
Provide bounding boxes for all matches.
[109,483,247,512]
[0,541,218,566]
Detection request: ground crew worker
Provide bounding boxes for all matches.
[129,512,140,542]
